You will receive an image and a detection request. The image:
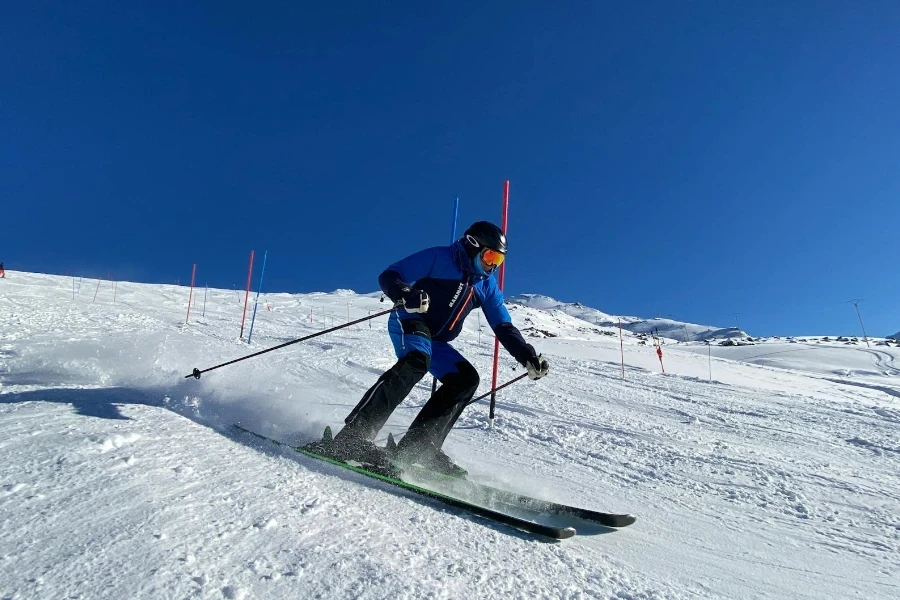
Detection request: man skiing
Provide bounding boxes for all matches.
[328,221,550,476]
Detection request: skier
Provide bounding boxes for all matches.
[327,221,550,476]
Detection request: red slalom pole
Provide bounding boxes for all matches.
[185,263,197,323]
[489,180,510,426]
[240,250,255,339]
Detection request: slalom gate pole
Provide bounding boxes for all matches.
[239,250,255,339]
[653,327,665,374]
[247,250,268,344]
[489,180,510,426]
[451,196,459,241]
[186,307,396,379]
[185,263,197,323]
[432,196,461,395]
[467,373,529,406]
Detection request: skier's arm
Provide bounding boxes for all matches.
[479,279,537,366]
[378,247,440,303]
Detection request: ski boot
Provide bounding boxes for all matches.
[393,433,468,479]
[307,427,401,478]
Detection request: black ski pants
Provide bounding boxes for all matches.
[338,317,480,451]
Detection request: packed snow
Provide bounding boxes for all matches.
[1,270,898,599]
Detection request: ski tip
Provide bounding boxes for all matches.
[608,514,637,528]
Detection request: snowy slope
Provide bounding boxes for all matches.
[2,271,899,599]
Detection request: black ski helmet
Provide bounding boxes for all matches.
[461,221,507,258]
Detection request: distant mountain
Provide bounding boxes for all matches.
[889,331,900,340]
[507,293,744,342]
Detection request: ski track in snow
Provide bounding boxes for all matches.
[1,271,899,599]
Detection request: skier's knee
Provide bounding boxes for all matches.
[398,350,431,378]
[441,361,480,396]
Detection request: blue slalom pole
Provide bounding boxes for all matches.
[247,250,268,344]
[433,198,460,393]
[451,197,459,241]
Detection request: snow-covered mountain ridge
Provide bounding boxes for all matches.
[509,293,899,343]
[508,293,744,342]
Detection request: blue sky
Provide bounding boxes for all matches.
[2,2,898,336]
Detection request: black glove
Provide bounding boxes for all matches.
[525,354,549,380]
[398,287,430,314]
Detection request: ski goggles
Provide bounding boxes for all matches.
[480,248,505,268]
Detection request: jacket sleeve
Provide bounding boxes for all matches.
[479,277,536,365]
[378,247,440,303]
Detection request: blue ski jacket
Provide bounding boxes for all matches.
[378,241,536,365]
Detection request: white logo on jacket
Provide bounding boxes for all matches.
[448,282,465,307]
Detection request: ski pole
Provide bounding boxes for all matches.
[186,307,396,379]
[466,373,530,406]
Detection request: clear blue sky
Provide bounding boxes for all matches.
[2,2,898,336]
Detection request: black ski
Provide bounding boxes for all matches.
[399,464,636,528]
[233,424,576,540]
[384,432,635,528]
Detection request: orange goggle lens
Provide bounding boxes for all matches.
[481,248,505,268]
